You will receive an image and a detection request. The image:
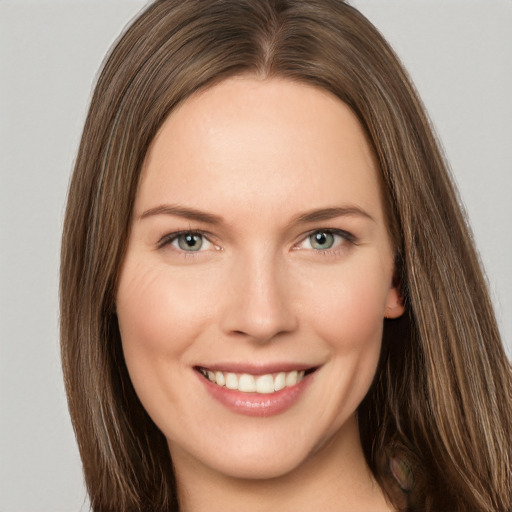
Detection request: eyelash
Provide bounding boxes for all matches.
[156,228,357,256]
[295,228,357,254]
[157,230,217,253]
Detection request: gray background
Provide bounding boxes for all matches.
[1,1,511,510]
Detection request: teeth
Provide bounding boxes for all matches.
[238,374,256,392]
[256,374,274,394]
[274,372,286,391]
[215,371,225,386]
[225,373,238,390]
[200,368,308,394]
[285,370,298,387]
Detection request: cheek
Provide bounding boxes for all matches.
[302,262,390,351]
[116,260,215,371]
[115,258,226,430]
[299,263,389,429]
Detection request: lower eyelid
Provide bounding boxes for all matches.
[157,229,355,253]
[158,231,207,249]
[296,230,355,250]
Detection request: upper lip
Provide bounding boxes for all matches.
[194,362,319,375]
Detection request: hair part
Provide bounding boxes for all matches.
[61,1,512,510]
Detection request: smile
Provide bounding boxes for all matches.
[197,367,307,394]
[195,364,318,416]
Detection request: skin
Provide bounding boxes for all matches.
[116,77,403,511]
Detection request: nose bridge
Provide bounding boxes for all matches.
[220,246,297,342]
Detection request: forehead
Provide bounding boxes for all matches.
[136,77,384,225]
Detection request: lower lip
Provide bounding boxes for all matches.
[198,372,314,417]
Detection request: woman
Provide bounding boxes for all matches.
[60,0,512,510]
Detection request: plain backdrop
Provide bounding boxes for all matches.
[1,1,511,510]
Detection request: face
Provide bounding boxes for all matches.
[116,77,403,481]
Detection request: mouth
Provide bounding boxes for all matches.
[195,366,317,395]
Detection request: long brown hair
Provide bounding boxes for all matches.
[60,1,512,510]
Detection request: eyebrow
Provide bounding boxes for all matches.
[139,204,224,224]
[139,204,374,225]
[292,206,375,224]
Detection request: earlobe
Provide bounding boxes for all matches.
[385,287,405,319]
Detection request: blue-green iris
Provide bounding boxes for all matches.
[310,231,335,250]
[177,233,203,251]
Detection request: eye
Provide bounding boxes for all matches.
[159,231,215,252]
[297,229,354,252]
[309,231,336,250]
[175,233,205,251]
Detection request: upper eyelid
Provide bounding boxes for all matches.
[296,228,357,246]
[156,227,357,251]
[157,229,214,248]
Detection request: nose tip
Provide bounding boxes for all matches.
[220,258,298,343]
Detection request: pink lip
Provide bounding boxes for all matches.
[196,368,315,417]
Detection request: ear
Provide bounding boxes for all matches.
[384,285,405,319]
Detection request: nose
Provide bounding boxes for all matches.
[219,251,298,344]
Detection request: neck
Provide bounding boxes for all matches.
[171,415,394,512]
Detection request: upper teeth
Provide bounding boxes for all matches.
[199,368,306,394]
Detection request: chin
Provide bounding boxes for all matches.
[167,409,355,483]
[192,440,315,481]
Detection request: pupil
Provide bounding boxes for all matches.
[185,235,197,246]
[315,233,327,245]
[311,231,334,250]
[179,233,202,251]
